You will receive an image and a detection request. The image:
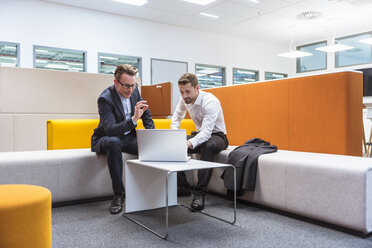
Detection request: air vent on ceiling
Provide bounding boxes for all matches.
[296,11,322,21]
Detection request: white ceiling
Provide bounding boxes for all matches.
[42,0,372,46]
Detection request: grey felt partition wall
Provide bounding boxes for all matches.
[0,67,113,151]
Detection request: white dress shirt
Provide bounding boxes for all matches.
[171,90,227,148]
[117,90,136,135]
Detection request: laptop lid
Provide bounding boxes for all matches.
[137,129,189,162]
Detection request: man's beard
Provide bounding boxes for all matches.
[183,97,193,104]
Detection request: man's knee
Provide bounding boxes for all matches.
[104,137,122,152]
[122,135,138,155]
[201,140,216,152]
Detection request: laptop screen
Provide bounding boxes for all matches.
[137,129,189,162]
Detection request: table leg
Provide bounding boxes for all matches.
[180,165,237,225]
[124,171,172,239]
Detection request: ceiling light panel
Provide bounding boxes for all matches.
[195,10,245,24]
[278,50,313,58]
[111,0,148,6]
[144,0,208,15]
[209,1,263,19]
[200,12,219,18]
[182,0,217,6]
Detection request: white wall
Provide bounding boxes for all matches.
[0,0,294,85]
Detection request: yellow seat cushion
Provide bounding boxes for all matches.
[0,184,51,248]
[47,118,196,150]
[47,119,99,150]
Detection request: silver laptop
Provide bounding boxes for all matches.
[137,129,191,162]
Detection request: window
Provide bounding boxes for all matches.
[0,41,19,67]
[34,45,86,72]
[297,41,327,73]
[336,32,372,68]
[195,64,225,89]
[233,68,258,84]
[98,53,142,78]
[265,72,287,80]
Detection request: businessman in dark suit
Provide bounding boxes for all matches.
[91,64,154,215]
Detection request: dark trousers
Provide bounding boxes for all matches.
[178,132,229,196]
[100,133,138,195]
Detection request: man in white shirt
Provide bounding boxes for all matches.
[171,73,229,211]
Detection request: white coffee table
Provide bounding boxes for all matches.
[124,159,236,239]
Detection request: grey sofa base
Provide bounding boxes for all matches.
[0,149,136,203]
[210,147,372,235]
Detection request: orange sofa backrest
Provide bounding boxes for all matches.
[205,71,363,156]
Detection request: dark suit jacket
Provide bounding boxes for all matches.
[224,138,277,192]
[91,85,155,153]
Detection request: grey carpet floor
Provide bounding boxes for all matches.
[52,194,372,248]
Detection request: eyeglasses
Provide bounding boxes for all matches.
[117,81,137,89]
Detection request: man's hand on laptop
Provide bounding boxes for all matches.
[132,100,148,122]
[187,140,193,149]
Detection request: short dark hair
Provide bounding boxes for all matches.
[114,64,138,81]
[178,73,198,87]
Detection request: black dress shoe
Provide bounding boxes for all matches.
[110,193,124,215]
[177,187,191,197]
[191,194,205,211]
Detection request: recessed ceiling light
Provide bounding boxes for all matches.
[248,0,260,3]
[4,46,16,50]
[237,70,256,75]
[278,50,313,58]
[35,49,49,53]
[0,63,16,67]
[359,38,372,45]
[111,0,148,6]
[36,60,48,63]
[45,64,69,69]
[182,0,217,6]
[200,12,219,18]
[272,74,285,78]
[100,56,119,60]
